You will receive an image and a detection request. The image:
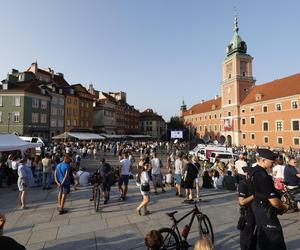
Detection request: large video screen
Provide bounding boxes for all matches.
[171,130,183,139]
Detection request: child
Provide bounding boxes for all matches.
[164,170,174,187]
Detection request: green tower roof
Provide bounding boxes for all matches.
[226,14,247,56]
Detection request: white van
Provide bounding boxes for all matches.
[19,136,44,155]
[209,151,238,165]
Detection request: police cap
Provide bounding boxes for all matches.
[256,148,277,161]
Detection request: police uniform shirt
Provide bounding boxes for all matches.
[238,180,253,199]
[252,166,278,200]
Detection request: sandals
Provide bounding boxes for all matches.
[136,208,141,216]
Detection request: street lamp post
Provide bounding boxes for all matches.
[7,112,11,133]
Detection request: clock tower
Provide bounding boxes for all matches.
[221,14,255,146]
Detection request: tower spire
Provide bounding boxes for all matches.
[234,7,239,33]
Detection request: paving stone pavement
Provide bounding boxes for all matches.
[0,156,299,249]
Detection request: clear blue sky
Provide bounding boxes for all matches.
[1,0,300,121]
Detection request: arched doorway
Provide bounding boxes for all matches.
[226,135,232,147]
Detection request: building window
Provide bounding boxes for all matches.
[40,114,47,124]
[209,115,211,119]
[215,125,218,131]
[220,113,222,118]
[228,100,231,105]
[51,120,57,127]
[264,136,269,144]
[0,111,2,122]
[32,98,39,108]
[276,120,283,131]
[242,109,245,113]
[41,100,47,109]
[228,112,231,116]
[250,117,255,124]
[263,121,269,131]
[86,121,89,127]
[276,103,282,111]
[293,138,300,145]
[74,99,77,105]
[14,96,21,107]
[86,103,89,108]
[251,133,255,140]
[292,120,300,131]
[292,100,298,109]
[67,119,71,126]
[242,118,246,125]
[81,102,84,107]
[13,112,20,122]
[214,114,217,119]
[73,119,77,126]
[263,105,268,112]
[67,98,71,104]
[0,96,2,106]
[52,97,57,104]
[277,137,283,144]
[32,113,39,123]
[199,126,202,131]
[59,98,64,106]
[250,107,254,112]
[242,133,246,139]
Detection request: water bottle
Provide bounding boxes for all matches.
[182,224,190,238]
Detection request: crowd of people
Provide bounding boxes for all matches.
[0,140,300,249]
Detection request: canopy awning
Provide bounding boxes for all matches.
[52,132,105,140]
[126,134,152,139]
[0,134,38,152]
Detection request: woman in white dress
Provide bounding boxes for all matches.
[136,162,151,216]
[17,158,29,209]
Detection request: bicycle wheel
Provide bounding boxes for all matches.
[197,214,214,244]
[158,227,180,250]
[94,187,100,212]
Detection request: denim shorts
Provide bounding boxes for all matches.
[118,175,129,186]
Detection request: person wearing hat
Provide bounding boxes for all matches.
[251,148,288,250]
[237,166,256,250]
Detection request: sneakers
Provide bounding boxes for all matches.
[118,196,124,201]
[162,189,166,193]
[103,200,108,205]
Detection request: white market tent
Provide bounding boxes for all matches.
[0,134,38,152]
[52,132,105,140]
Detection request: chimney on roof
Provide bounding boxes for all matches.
[57,72,64,78]
[201,99,205,104]
[31,62,38,75]
[215,95,219,100]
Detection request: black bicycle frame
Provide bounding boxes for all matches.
[170,206,200,241]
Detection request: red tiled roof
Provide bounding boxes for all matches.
[53,75,70,88]
[183,97,222,116]
[37,68,52,76]
[0,79,49,96]
[242,73,300,105]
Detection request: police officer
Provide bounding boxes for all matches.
[251,149,288,250]
[238,166,256,250]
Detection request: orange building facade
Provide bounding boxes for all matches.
[181,16,300,149]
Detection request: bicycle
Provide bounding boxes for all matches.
[158,201,214,250]
[93,184,101,212]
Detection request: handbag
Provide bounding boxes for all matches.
[141,183,150,192]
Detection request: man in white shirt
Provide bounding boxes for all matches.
[77,168,90,186]
[118,152,131,201]
[151,153,165,194]
[174,154,184,197]
[235,154,248,183]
